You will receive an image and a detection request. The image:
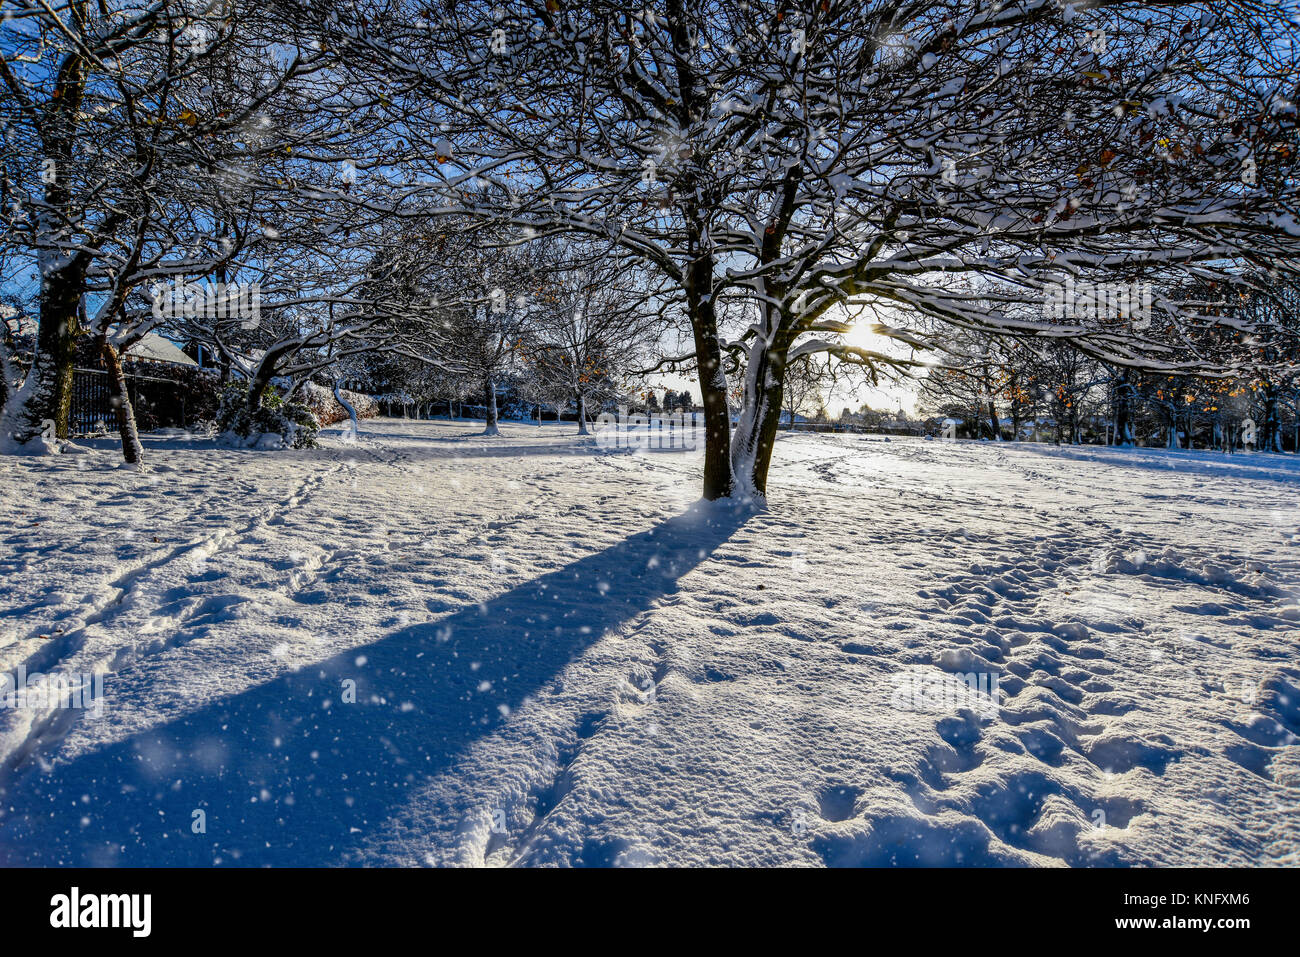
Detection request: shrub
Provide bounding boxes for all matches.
[216,383,319,449]
[298,381,379,426]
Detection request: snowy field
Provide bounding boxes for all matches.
[1,418,1298,867]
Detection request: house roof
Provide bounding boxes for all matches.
[125,333,197,367]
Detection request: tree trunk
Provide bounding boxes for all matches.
[483,376,499,435]
[40,279,82,443]
[730,329,788,500]
[1,266,83,447]
[1293,395,1299,453]
[101,339,145,466]
[686,254,732,499]
[247,360,279,410]
[1263,386,1282,452]
[576,393,589,435]
[0,331,16,410]
[6,52,92,447]
[1113,373,1134,446]
[334,378,359,442]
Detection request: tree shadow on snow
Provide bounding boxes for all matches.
[0,502,751,866]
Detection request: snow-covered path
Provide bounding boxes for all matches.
[1,420,1297,866]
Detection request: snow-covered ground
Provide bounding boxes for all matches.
[1,419,1297,867]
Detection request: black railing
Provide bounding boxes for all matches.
[70,366,191,437]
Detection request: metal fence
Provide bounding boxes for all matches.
[70,366,192,436]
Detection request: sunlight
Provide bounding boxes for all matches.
[826,311,921,415]
[843,319,885,353]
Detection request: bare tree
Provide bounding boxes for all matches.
[430,239,553,435]
[306,0,1300,500]
[0,0,383,458]
[781,354,833,431]
[529,246,658,434]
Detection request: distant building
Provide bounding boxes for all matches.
[124,332,198,368]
